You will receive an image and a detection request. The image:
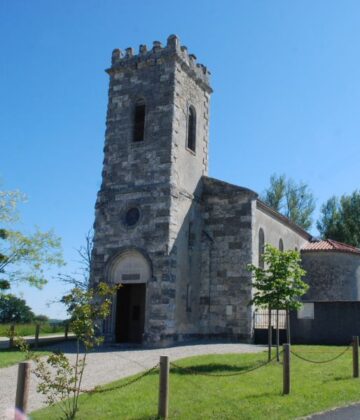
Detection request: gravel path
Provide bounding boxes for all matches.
[0,341,264,417]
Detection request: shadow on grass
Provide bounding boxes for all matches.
[170,362,265,375]
[0,348,21,354]
[322,375,351,383]
[244,390,283,399]
[0,348,47,355]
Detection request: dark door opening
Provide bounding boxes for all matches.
[116,283,146,343]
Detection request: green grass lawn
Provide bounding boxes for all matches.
[30,345,360,419]
[0,349,50,368]
[0,323,66,337]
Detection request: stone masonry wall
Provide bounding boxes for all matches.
[199,177,257,341]
[91,35,212,345]
[165,38,212,338]
[301,252,360,301]
[253,201,310,263]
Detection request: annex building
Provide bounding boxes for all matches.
[90,35,360,346]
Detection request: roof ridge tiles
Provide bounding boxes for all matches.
[301,239,360,255]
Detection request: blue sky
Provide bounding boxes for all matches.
[1,1,359,318]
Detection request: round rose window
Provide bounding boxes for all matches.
[124,207,140,227]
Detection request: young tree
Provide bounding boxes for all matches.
[0,186,64,291]
[317,191,360,247]
[248,244,308,360]
[262,174,315,230]
[32,282,119,419]
[0,294,35,323]
[57,230,93,291]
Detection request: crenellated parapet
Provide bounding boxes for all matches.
[107,34,212,93]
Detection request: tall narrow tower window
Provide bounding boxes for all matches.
[279,238,284,251]
[133,101,146,142]
[187,106,196,152]
[258,228,265,268]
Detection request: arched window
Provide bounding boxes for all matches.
[133,100,146,142]
[258,228,265,268]
[187,106,196,152]
[186,284,192,312]
[279,239,284,251]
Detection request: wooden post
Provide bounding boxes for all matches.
[283,343,291,395]
[276,309,280,362]
[158,356,169,419]
[268,306,272,362]
[353,336,359,378]
[15,362,31,414]
[65,323,69,340]
[35,324,40,349]
[286,309,291,344]
[9,324,15,348]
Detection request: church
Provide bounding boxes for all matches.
[90,35,360,346]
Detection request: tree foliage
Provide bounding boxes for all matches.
[317,190,360,247]
[0,293,35,323]
[0,189,26,223]
[32,282,119,419]
[34,314,50,323]
[262,174,315,230]
[248,244,308,311]
[0,186,64,290]
[248,244,308,357]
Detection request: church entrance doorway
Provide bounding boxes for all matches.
[109,249,151,344]
[116,283,146,343]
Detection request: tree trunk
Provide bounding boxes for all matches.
[268,306,272,361]
[286,308,291,344]
[276,308,280,362]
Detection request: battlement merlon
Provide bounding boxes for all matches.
[105,34,213,94]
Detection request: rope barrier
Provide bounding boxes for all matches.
[82,363,159,394]
[290,344,351,364]
[170,352,281,378]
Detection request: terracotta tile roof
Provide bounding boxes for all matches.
[301,239,360,255]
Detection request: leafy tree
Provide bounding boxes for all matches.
[0,293,35,323]
[34,314,50,323]
[248,244,308,360]
[317,191,360,247]
[0,186,64,290]
[31,282,119,419]
[0,188,26,223]
[262,174,315,230]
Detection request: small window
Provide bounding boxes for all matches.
[133,101,145,142]
[297,303,314,320]
[186,284,192,312]
[187,106,196,152]
[258,228,265,268]
[279,239,284,251]
[124,207,140,227]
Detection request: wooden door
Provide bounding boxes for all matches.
[116,284,146,343]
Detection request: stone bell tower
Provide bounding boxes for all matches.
[91,35,212,345]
